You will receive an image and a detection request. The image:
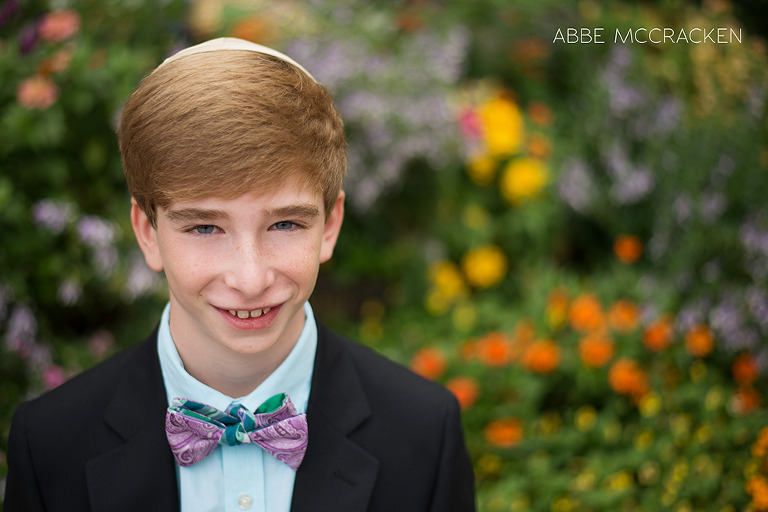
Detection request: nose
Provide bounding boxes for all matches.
[223,238,276,298]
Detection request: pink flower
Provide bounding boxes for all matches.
[88,330,114,359]
[458,107,483,141]
[42,365,66,390]
[17,75,59,109]
[38,10,80,42]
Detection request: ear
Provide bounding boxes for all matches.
[130,198,164,272]
[319,190,345,264]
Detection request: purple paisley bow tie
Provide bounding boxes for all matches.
[165,393,308,470]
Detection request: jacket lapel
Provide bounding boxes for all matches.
[85,333,180,512]
[291,323,379,512]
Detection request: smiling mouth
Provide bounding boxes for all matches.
[227,307,272,319]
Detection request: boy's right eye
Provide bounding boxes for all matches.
[190,225,216,235]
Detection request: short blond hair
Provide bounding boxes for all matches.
[119,50,346,226]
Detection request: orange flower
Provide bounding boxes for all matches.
[733,353,760,386]
[38,47,74,75]
[752,426,768,459]
[527,101,553,126]
[614,234,643,264]
[514,319,537,344]
[17,76,59,110]
[685,324,715,358]
[733,387,762,416]
[609,358,649,401]
[410,347,446,380]
[643,316,673,352]
[526,133,552,158]
[608,299,640,333]
[546,288,569,329]
[746,474,768,511]
[484,418,523,448]
[396,7,424,32]
[514,38,551,62]
[38,10,80,42]
[230,16,273,43]
[446,376,480,410]
[475,332,514,367]
[522,340,560,374]
[569,293,605,333]
[579,334,615,368]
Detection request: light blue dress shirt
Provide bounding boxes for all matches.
[157,301,317,512]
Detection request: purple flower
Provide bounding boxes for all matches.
[3,304,37,358]
[94,246,118,276]
[124,252,161,300]
[600,48,645,117]
[652,96,681,135]
[747,286,768,331]
[31,199,76,234]
[676,300,709,332]
[77,215,116,248]
[18,21,38,54]
[700,192,726,223]
[557,159,595,214]
[57,279,82,306]
[609,167,654,205]
[0,0,20,28]
[673,196,693,225]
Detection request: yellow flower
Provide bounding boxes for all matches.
[428,260,466,300]
[467,153,497,186]
[552,497,577,512]
[461,245,508,289]
[574,405,597,432]
[452,302,477,332]
[634,429,654,450]
[424,290,450,316]
[500,157,548,205]
[462,204,490,230]
[639,392,662,417]
[479,94,524,157]
[476,454,503,477]
[605,470,633,491]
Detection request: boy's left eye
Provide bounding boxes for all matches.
[191,225,216,235]
[272,221,296,230]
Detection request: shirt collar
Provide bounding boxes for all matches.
[157,301,317,414]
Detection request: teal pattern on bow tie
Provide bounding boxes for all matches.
[172,393,286,446]
[166,393,309,469]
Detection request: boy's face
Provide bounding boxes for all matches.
[131,180,344,368]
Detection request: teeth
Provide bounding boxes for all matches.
[228,307,272,319]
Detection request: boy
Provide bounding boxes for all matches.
[5,38,475,511]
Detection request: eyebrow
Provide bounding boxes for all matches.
[164,203,321,223]
[269,204,321,220]
[165,208,230,223]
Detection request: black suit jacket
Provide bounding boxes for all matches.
[5,320,475,511]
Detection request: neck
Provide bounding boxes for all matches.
[178,350,286,399]
[168,312,304,399]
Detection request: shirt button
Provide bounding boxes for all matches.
[238,494,253,510]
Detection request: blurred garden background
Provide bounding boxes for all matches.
[2,0,768,509]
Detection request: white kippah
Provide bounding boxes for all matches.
[155,37,317,83]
